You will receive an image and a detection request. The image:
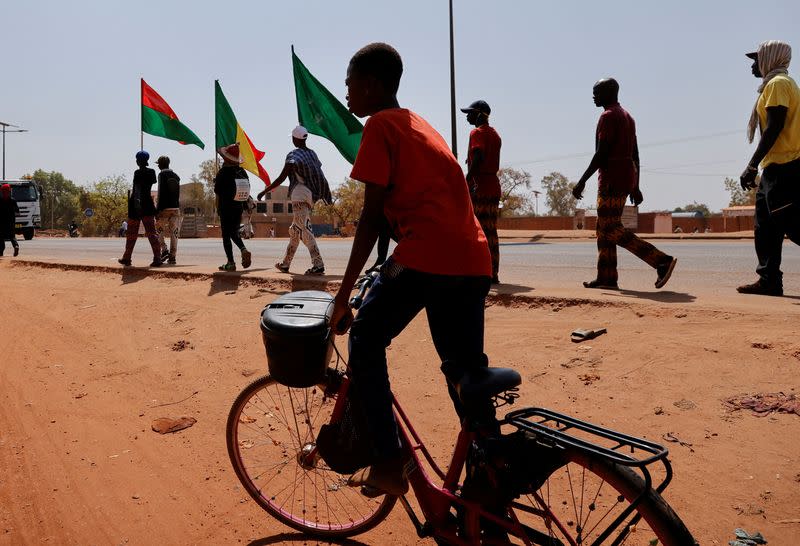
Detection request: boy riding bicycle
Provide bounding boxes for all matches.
[330,42,493,497]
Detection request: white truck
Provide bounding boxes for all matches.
[3,179,41,240]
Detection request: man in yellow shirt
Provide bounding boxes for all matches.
[738,40,800,296]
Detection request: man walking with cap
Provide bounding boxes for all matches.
[737,40,800,296]
[259,125,332,275]
[0,183,20,257]
[214,143,252,271]
[572,78,676,290]
[462,99,502,283]
[119,150,163,267]
[155,155,182,264]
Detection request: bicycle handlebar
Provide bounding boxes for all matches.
[349,270,379,310]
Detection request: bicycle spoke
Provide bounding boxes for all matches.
[228,375,393,536]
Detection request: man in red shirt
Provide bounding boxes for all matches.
[330,43,493,496]
[463,100,502,283]
[573,78,676,289]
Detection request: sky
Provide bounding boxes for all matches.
[2,0,799,213]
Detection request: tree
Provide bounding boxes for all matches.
[724,176,756,207]
[26,169,82,229]
[318,178,364,228]
[673,202,712,217]
[498,168,534,217]
[541,171,577,216]
[80,175,129,236]
[188,158,222,216]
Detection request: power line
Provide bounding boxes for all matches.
[642,170,734,178]
[507,129,742,167]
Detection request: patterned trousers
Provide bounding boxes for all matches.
[595,188,668,284]
[281,202,323,269]
[122,215,161,260]
[156,209,182,259]
[472,196,500,280]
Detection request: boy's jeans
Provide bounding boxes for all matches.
[347,260,491,461]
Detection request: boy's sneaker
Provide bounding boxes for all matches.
[118,258,132,266]
[241,249,252,269]
[305,265,325,276]
[655,257,677,289]
[737,280,783,297]
[219,262,236,272]
[274,262,289,273]
[160,249,170,262]
[167,256,176,265]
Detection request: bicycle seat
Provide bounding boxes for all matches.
[454,367,522,406]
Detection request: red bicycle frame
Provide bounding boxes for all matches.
[323,373,549,546]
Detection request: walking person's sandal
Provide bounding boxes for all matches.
[655,257,677,289]
[582,279,618,290]
[571,327,607,343]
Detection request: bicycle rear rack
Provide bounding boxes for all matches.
[504,407,677,544]
[503,407,673,494]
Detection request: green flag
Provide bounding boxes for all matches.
[292,47,363,164]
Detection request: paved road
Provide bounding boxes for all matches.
[10,236,800,297]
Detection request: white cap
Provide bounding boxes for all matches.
[291,125,309,139]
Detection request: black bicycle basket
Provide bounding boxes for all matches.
[260,290,335,388]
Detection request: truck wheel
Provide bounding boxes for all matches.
[23,228,34,240]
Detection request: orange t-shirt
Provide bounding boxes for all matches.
[350,108,491,277]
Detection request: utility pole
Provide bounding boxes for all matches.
[0,121,29,180]
[448,0,458,159]
[532,190,541,216]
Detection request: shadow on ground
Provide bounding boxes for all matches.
[616,289,697,303]
[120,266,151,285]
[248,532,370,546]
[492,282,534,296]
[208,268,271,295]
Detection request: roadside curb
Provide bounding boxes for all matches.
[10,259,632,312]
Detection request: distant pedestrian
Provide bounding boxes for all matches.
[240,195,256,239]
[0,184,20,257]
[214,143,252,271]
[737,40,800,297]
[259,126,332,275]
[462,99,502,284]
[118,151,163,267]
[269,226,275,238]
[572,78,676,289]
[119,220,128,237]
[155,156,182,264]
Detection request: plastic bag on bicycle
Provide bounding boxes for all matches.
[462,430,567,505]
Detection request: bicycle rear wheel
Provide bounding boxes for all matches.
[507,448,695,546]
[226,374,396,538]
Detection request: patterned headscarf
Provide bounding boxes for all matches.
[748,40,792,143]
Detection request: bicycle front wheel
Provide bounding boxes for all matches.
[508,448,696,546]
[226,374,396,538]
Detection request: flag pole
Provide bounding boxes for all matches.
[212,79,219,227]
[140,78,144,151]
[448,0,458,159]
[213,80,219,177]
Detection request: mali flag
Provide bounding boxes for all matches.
[215,81,270,184]
[141,79,204,149]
